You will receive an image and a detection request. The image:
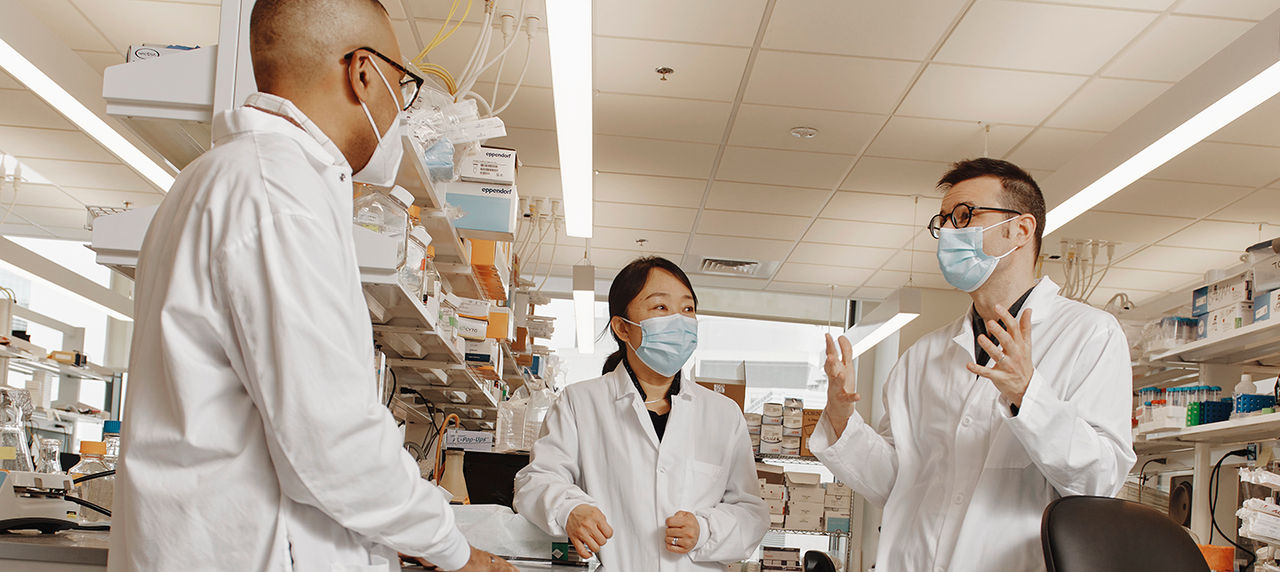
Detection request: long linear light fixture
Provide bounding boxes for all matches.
[843,287,921,361]
[0,38,175,192]
[1044,59,1280,235]
[573,263,595,353]
[545,0,593,238]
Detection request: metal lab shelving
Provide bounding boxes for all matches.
[1151,318,1280,367]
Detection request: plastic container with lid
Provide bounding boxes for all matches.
[354,185,415,266]
[401,227,432,300]
[69,441,113,523]
[102,419,121,468]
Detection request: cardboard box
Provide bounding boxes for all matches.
[761,425,784,444]
[759,441,782,455]
[766,498,786,515]
[784,472,822,488]
[1256,289,1280,323]
[757,462,785,485]
[762,403,784,417]
[825,516,851,534]
[456,316,488,341]
[485,307,512,340]
[464,339,499,364]
[824,506,852,518]
[762,414,783,426]
[1207,301,1253,338]
[825,493,853,509]
[1196,315,1208,340]
[826,482,853,496]
[1192,286,1209,317]
[769,513,785,527]
[784,513,822,531]
[441,181,519,241]
[760,483,786,500]
[458,146,516,185]
[697,377,746,410]
[801,409,822,456]
[782,425,803,437]
[456,297,492,320]
[1207,272,1252,312]
[788,486,825,505]
[762,547,800,561]
[787,501,825,518]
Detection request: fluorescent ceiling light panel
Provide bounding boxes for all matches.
[846,312,918,359]
[0,38,174,192]
[545,0,593,238]
[0,257,132,322]
[1045,59,1280,235]
[573,263,595,353]
[842,287,921,361]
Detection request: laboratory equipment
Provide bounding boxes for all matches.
[0,470,80,533]
[102,420,121,468]
[34,439,62,474]
[440,450,469,504]
[68,441,112,524]
[0,389,33,472]
[402,226,431,299]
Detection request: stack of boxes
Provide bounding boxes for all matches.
[1193,271,1253,339]
[1254,251,1280,325]
[825,482,853,534]
[750,399,821,457]
[783,472,824,532]
[759,478,786,529]
[781,399,803,456]
[760,403,784,455]
[747,413,762,453]
[760,547,801,572]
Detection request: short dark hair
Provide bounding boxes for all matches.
[937,158,1046,257]
[602,257,698,375]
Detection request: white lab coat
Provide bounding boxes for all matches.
[513,367,769,571]
[810,278,1135,572]
[109,93,471,572]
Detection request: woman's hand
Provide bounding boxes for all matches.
[567,504,613,559]
[664,511,699,554]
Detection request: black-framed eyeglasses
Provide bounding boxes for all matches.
[343,47,424,112]
[927,204,1023,239]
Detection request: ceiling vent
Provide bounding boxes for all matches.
[698,257,777,278]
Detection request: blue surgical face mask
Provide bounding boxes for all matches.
[936,216,1019,293]
[621,314,699,377]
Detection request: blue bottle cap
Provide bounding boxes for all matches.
[103,420,121,434]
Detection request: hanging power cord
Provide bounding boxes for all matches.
[385,366,398,408]
[456,0,528,102]
[1136,458,1166,505]
[409,0,471,94]
[1210,449,1257,570]
[491,19,536,116]
[65,495,110,518]
[536,219,560,291]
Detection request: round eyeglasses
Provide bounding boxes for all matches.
[343,47,425,112]
[927,204,1023,239]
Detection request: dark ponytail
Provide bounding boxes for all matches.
[602,257,699,375]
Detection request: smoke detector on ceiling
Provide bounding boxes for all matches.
[697,257,779,278]
[790,126,819,139]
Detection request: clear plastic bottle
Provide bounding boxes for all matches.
[354,185,414,265]
[354,183,386,233]
[402,227,430,300]
[423,245,443,301]
[0,396,33,472]
[34,438,62,474]
[69,441,113,523]
[102,420,121,468]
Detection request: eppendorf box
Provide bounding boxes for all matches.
[458,146,516,185]
[441,181,518,242]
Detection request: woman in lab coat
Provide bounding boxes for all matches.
[514,257,769,570]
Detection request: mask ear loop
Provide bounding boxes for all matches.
[987,215,1027,260]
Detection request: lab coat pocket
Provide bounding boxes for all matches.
[983,425,1032,469]
[686,460,728,505]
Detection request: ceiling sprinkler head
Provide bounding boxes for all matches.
[791,126,819,139]
[655,66,674,81]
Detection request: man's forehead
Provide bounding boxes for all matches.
[941,176,1002,209]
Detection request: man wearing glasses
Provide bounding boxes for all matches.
[110,1,512,571]
[811,158,1135,571]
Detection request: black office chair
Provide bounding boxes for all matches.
[804,550,837,572]
[1041,495,1210,572]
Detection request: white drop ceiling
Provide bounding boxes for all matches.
[1,0,1279,308]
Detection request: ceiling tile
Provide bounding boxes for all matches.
[19,0,116,52]
[489,127,558,168]
[705,181,831,217]
[861,269,951,290]
[773,262,874,287]
[413,22,553,88]
[821,192,938,226]
[1004,128,1106,171]
[596,0,767,46]
[595,136,718,179]
[0,222,55,239]
[868,117,1031,163]
[696,210,810,241]
[853,286,896,300]
[1,183,83,209]
[716,146,852,189]
[590,226,688,253]
[899,64,1087,126]
[512,166,560,198]
[1055,211,1192,246]
[687,234,797,262]
[841,156,951,195]
[595,204,697,233]
[1148,141,1280,188]
[0,91,75,130]
[75,51,125,76]
[880,250,942,274]
[1103,16,1254,82]
[0,127,116,163]
[595,94,731,145]
[1207,92,1280,148]
[1089,267,1203,293]
[1044,78,1173,132]
[591,248,678,272]
[728,104,883,155]
[474,83,554,130]
[595,37,750,101]
[391,20,418,60]
[71,0,220,52]
[10,205,85,229]
[1028,0,1174,9]
[687,274,769,291]
[936,1,1154,75]
[804,219,916,248]
[595,173,706,209]
[1095,178,1251,219]
[0,71,20,91]
[1173,0,1280,20]
[745,52,918,114]
[1160,220,1279,251]
[771,281,848,296]
[18,159,150,192]
[1117,245,1242,275]
[57,187,162,209]
[1209,188,1280,223]
[788,242,898,269]
[762,0,970,60]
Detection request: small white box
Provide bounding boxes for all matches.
[456,297,491,320]
[1207,272,1251,312]
[441,181,519,241]
[465,339,499,365]
[1207,301,1253,338]
[824,507,852,519]
[458,146,517,185]
[1255,289,1280,323]
[787,501,825,518]
[761,425,784,443]
[760,484,786,500]
[126,44,197,62]
[825,493,852,508]
[825,482,853,496]
[759,441,783,455]
[456,316,488,341]
[784,513,822,532]
[784,472,822,487]
[788,486,825,505]
[766,498,786,515]
[769,513,785,527]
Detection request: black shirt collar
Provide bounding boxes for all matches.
[972,285,1036,366]
[622,356,681,402]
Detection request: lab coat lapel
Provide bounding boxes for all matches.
[610,368,660,451]
[660,385,696,458]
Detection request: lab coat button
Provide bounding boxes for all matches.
[962,416,972,427]
[953,494,964,505]
[339,173,346,181]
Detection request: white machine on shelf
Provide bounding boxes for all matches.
[0,471,80,534]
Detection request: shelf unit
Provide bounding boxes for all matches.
[767,528,849,537]
[756,454,826,466]
[1151,318,1280,367]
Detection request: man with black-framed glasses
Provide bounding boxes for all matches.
[812,158,1135,570]
[111,1,512,571]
